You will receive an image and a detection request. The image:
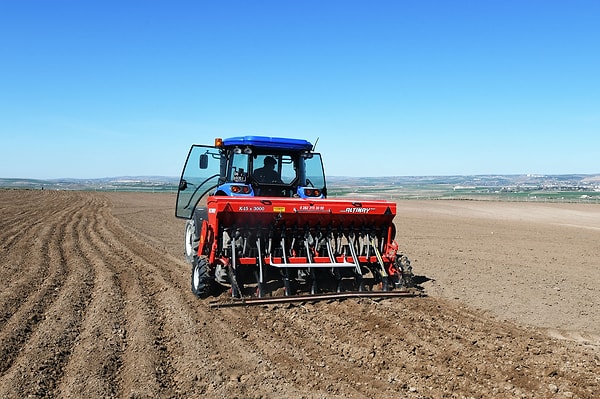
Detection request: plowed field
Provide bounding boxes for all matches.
[1,190,599,399]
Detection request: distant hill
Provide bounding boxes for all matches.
[2,174,599,202]
[327,174,600,187]
[0,176,180,192]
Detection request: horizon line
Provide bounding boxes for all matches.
[2,172,600,181]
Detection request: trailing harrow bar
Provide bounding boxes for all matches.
[209,289,424,308]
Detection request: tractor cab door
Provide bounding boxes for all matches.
[303,153,326,189]
[176,145,222,219]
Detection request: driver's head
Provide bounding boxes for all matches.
[264,156,277,168]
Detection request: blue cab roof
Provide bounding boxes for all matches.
[223,136,313,151]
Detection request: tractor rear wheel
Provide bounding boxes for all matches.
[191,255,212,298]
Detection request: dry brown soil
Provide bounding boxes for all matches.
[1,190,599,399]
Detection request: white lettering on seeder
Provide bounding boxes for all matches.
[344,207,375,214]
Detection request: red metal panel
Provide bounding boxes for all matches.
[206,196,396,228]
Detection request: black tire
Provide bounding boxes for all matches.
[184,218,199,264]
[191,255,213,298]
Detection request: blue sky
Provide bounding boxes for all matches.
[1,1,598,179]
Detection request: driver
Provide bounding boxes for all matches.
[254,156,282,183]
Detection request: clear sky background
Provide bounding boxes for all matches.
[1,0,598,179]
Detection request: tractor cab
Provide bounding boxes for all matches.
[176,136,327,219]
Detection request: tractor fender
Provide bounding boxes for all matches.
[184,207,210,264]
[192,207,212,256]
[191,207,208,230]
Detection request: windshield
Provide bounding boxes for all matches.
[229,153,249,182]
[304,153,326,190]
[175,145,221,219]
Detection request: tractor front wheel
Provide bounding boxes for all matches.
[184,218,199,264]
[191,255,212,298]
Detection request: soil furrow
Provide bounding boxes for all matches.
[0,195,80,324]
[56,195,126,398]
[0,220,52,327]
[0,191,44,233]
[0,200,75,377]
[79,196,167,397]
[101,195,189,291]
[0,192,70,285]
[0,196,95,398]
[0,219,40,256]
[92,216,185,396]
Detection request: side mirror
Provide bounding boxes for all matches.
[199,153,208,169]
